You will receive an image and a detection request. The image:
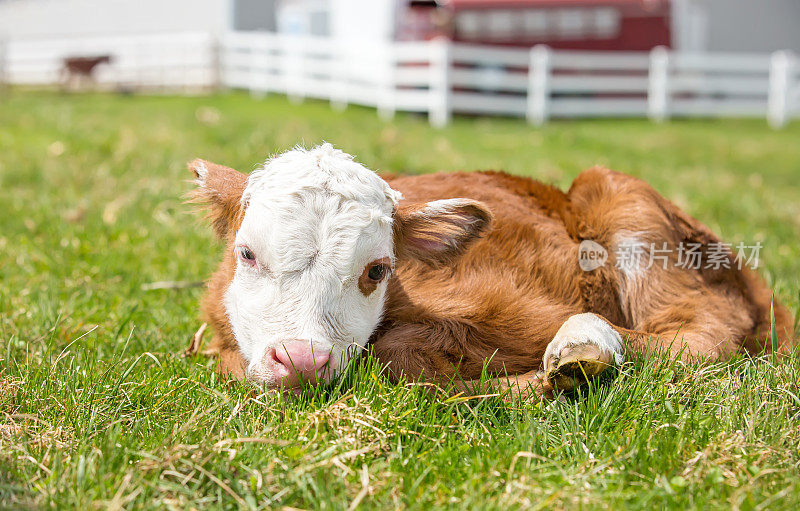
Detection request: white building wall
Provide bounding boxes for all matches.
[673,0,800,52]
[276,0,400,41]
[328,0,398,42]
[705,0,800,52]
[0,0,232,39]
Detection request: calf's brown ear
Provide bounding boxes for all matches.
[188,159,248,240]
[393,199,493,266]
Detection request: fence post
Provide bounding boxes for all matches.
[526,45,551,126]
[377,43,396,120]
[284,35,305,104]
[249,35,267,99]
[0,38,7,91]
[648,46,670,122]
[212,34,223,92]
[768,50,794,129]
[428,38,451,128]
[330,40,348,111]
[260,33,275,97]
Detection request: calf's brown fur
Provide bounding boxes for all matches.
[190,162,795,396]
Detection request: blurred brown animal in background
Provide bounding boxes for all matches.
[60,55,112,90]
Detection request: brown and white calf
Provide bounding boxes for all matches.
[189,144,795,396]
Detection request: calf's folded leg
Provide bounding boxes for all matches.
[371,322,556,399]
[543,313,624,391]
[453,370,552,401]
[544,305,793,392]
[542,312,741,392]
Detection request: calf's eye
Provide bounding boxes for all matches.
[367,264,386,281]
[358,258,392,295]
[238,246,255,264]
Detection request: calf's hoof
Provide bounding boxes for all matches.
[546,343,615,390]
[544,313,623,391]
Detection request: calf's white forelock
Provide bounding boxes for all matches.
[225,144,400,384]
[243,143,402,211]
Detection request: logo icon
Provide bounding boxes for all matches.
[578,240,608,271]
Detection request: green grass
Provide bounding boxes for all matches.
[1,90,799,510]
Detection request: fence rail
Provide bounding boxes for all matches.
[1,31,798,127]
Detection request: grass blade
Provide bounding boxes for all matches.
[770,295,778,359]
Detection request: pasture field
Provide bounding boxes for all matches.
[1,90,799,510]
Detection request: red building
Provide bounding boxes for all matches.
[402,0,672,51]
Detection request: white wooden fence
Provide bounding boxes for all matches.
[2,31,798,127]
[220,32,799,128]
[0,32,217,91]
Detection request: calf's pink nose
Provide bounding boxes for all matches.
[270,340,330,388]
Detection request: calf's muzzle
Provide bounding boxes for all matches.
[264,340,330,388]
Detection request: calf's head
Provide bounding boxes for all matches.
[190,144,491,389]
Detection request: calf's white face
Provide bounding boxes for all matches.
[225,145,400,384]
[191,144,492,389]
